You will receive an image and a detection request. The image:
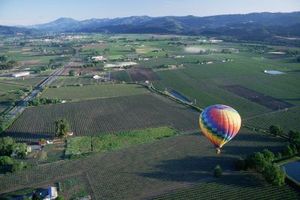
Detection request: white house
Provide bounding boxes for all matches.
[91,56,107,62]
[12,72,30,78]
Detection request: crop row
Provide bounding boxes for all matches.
[5,94,198,141]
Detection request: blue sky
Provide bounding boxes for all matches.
[0,0,300,25]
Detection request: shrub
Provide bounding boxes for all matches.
[269,125,283,136]
[263,164,285,186]
[262,149,275,162]
[245,152,267,172]
[213,165,223,178]
[282,145,295,157]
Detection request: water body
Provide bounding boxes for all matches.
[282,161,300,183]
[264,70,285,75]
[168,89,192,104]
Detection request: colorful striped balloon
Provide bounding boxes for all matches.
[199,104,241,153]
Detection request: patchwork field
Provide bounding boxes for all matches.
[0,130,297,199]
[223,85,294,110]
[5,94,198,141]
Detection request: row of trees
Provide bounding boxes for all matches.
[269,125,300,155]
[234,127,300,186]
[28,98,62,106]
[235,149,285,186]
[0,55,18,70]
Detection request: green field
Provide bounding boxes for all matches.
[41,83,149,101]
[152,174,299,200]
[0,130,297,199]
[65,127,177,156]
[1,34,300,199]
[5,94,198,141]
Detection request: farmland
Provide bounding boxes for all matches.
[41,84,149,101]
[0,130,298,199]
[4,93,198,141]
[65,127,177,156]
[0,33,300,199]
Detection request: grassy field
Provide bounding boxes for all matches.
[0,130,297,199]
[153,52,300,121]
[244,106,300,131]
[5,94,198,141]
[65,127,177,156]
[41,84,149,101]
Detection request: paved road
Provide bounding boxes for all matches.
[6,67,65,118]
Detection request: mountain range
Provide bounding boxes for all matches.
[1,12,300,43]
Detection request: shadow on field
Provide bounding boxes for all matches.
[1,131,53,142]
[280,98,300,101]
[233,132,284,143]
[138,156,267,189]
[138,156,236,183]
[222,145,284,157]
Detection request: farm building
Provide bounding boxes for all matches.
[91,55,107,62]
[11,72,30,78]
[104,62,137,69]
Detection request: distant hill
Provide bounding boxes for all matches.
[1,12,300,43]
[0,25,34,35]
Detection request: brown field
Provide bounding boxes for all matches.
[128,67,160,82]
[19,59,42,66]
[223,85,294,110]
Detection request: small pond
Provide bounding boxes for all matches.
[264,70,285,75]
[282,161,300,183]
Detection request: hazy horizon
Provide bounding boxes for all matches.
[0,0,300,26]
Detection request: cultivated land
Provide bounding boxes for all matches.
[0,34,300,199]
[0,130,298,199]
[41,84,149,101]
[5,93,198,141]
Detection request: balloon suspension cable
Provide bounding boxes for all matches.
[216,148,221,155]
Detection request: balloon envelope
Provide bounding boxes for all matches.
[199,104,241,149]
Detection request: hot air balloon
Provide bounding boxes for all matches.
[199,104,241,154]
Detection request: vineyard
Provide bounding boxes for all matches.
[152,174,300,200]
[244,106,300,131]
[0,130,297,199]
[4,94,198,141]
[41,83,149,101]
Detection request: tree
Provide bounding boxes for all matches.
[0,55,7,63]
[282,144,295,157]
[263,164,285,186]
[213,165,223,178]
[69,70,76,76]
[269,125,283,136]
[56,196,65,200]
[288,130,300,147]
[10,161,26,172]
[0,137,15,156]
[245,152,267,172]
[13,143,27,159]
[55,119,70,137]
[0,156,26,173]
[262,149,275,162]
